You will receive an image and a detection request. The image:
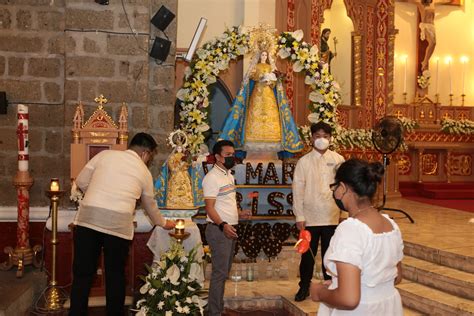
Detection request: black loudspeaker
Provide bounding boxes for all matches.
[0,92,7,114]
[151,5,175,31]
[150,37,171,62]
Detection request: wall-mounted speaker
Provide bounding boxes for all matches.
[0,92,7,114]
[150,37,171,62]
[151,5,175,32]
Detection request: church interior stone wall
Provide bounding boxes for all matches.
[0,0,177,206]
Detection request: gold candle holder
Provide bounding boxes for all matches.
[168,219,190,244]
[35,178,68,312]
[435,93,440,104]
[449,93,453,106]
[403,92,407,104]
[461,94,465,106]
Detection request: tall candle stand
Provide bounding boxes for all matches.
[36,179,68,312]
[168,219,190,244]
[435,93,440,104]
[0,104,42,277]
[0,171,42,277]
[461,94,465,106]
[449,93,453,106]
[403,92,407,104]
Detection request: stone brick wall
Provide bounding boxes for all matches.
[0,0,177,206]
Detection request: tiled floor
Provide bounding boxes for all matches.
[215,197,474,315]
[384,197,474,258]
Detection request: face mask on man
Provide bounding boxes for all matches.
[223,156,235,169]
[314,137,330,151]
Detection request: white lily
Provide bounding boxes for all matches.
[291,29,304,42]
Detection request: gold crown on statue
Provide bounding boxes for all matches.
[247,23,277,57]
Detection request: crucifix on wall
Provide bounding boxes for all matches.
[401,0,461,97]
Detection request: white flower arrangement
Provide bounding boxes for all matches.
[70,181,83,204]
[332,125,373,150]
[277,30,342,127]
[417,70,431,89]
[398,117,419,133]
[297,125,313,147]
[441,118,474,135]
[134,241,207,315]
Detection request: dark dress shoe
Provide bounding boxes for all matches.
[294,287,309,301]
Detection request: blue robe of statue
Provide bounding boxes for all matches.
[218,77,303,153]
[154,161,204,209]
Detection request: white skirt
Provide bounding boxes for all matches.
[317,281,403,316]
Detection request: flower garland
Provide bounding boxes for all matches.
[417,70,431,89]
[174,27,341,154]
[441,118,474,135]
[135,241,206,315]
[176,26,250,154]
[277,30,341,126]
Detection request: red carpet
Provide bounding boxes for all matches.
[400,182,474,199]
[404,196,474,213]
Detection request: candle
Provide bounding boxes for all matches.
[461,56,468,95]
[176,219,185,230]
[447,56,453,94]
[50,178,60,191]
[17,104,29,172]
[435,57,439,95]
[403,55,408,94]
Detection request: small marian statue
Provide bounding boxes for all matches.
[155,130,204,209]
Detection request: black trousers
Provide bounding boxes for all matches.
[69,226,130,316]
[298,225,337,290]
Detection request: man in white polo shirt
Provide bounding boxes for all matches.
[202,140,251,316]
[69,132,175,316]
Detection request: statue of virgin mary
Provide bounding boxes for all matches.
[218,29,303,154]
[154,131,204,209]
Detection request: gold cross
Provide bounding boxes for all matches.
[459,113,467,120]
[395,110,403,119]
[443,112,451,120]
[94,95,108,109]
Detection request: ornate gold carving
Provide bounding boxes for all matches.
[353,35,362,107]
[90,139,108,144]
[405,132,473,143]
[387,34,396,108]
[395,110,403,118]
[397,154,411,175]
[419,110,425,119]
[83,95,118,129]
[89,132,110,137]
[421,153,438,175]
[449,154,472,176]
[94,94,108,109]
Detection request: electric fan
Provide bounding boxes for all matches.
[372,116,414,223]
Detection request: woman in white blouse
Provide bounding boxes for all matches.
[311,158,404,316]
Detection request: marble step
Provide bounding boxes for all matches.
[402,255,474,300]
[404,241,474,273]
[397,280,474,316]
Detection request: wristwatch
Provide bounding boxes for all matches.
[218,221,228,231]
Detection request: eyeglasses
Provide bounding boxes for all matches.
[329,182,340,192]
